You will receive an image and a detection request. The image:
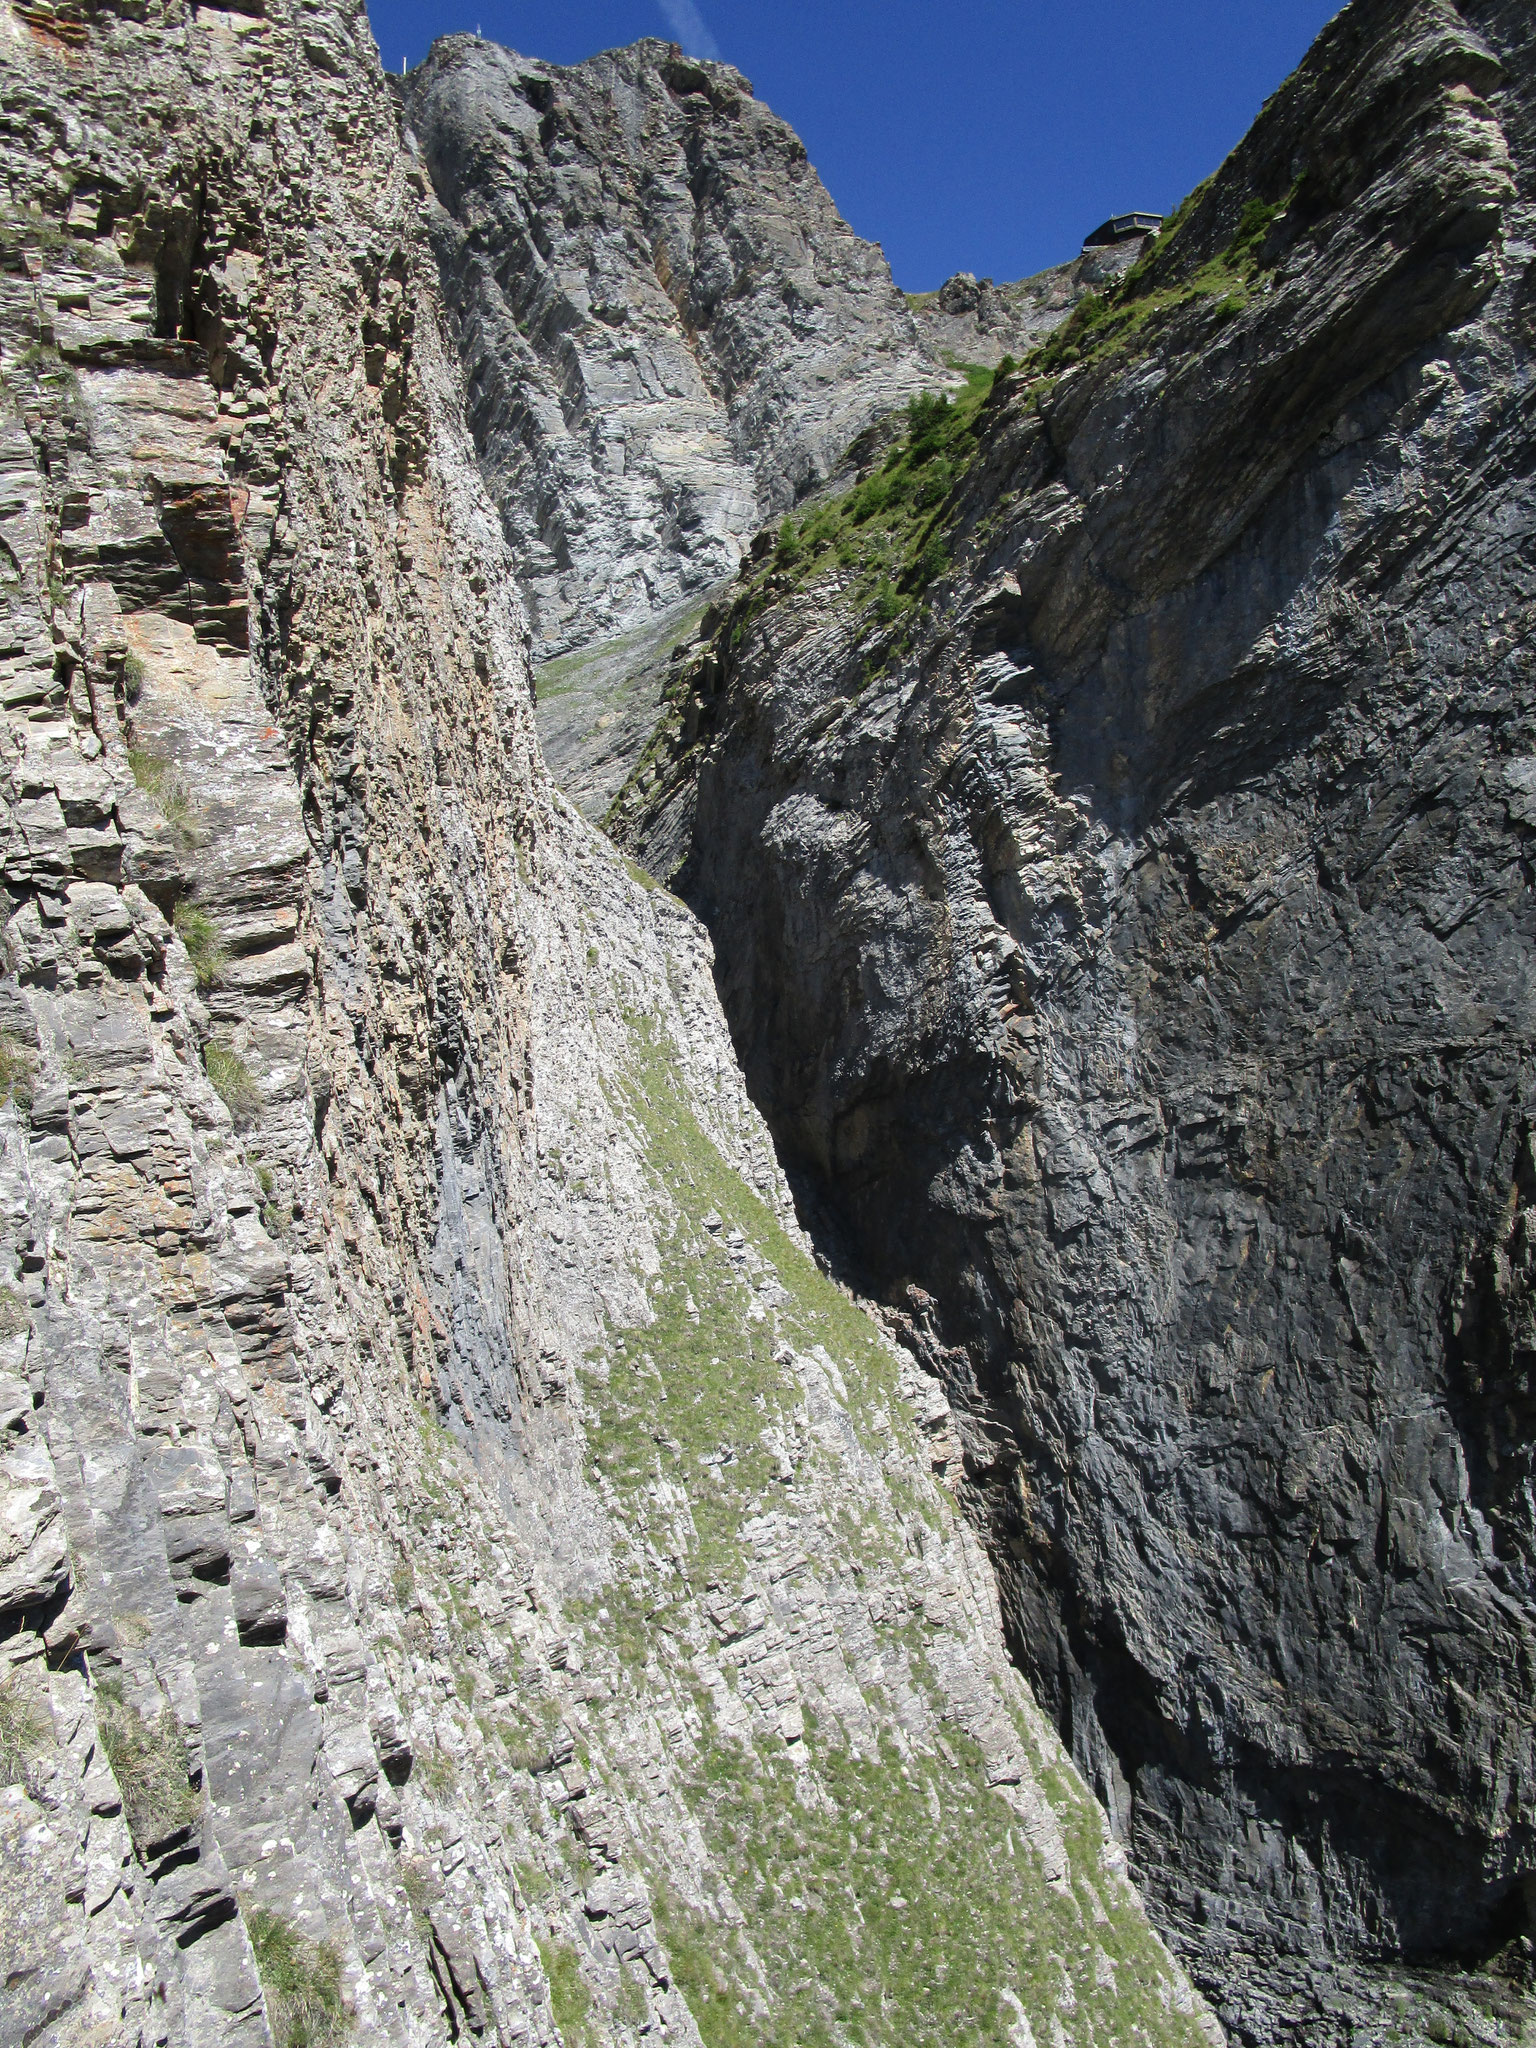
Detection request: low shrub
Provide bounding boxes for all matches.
[244,1905,352,2048]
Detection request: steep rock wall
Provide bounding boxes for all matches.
[0,3,1214,2046]
[401,36,944,659]
[614,1,1536,2040]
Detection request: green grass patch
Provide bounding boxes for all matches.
[128,746,201,842]
[538,1937,597,2048]
[96,1683,203,1857]
[761,378,996,635]
[575,1011,909,1587]
[653,1717,1204,2048]
[0,1676,46,1788]
[416,1744,459,1797]
[244,1905,352,2048]
[173,902,229,991]
[0,1029,34,1111]
[204,1041,262,1126]
[1030,184,1290,380]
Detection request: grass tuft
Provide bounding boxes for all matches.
[173,902,229,991]
[0,1030,34,1110]
[96,1684,203,1856]
[128,746,201,842]
[0,1676,47,1788]
[538,1937,596,2048]
[244,1905,352,2048]
[204,1041,262,1126]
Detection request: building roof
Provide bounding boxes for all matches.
[1082,212,1164,250]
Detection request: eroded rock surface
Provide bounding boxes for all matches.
[0,2,1213,2045]
[908,243,1148,371]
[401,36,947,659]
[615,1,1536,2040]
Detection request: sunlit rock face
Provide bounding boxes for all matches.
[402,34,947,660]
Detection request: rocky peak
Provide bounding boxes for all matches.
[403,34,945,659]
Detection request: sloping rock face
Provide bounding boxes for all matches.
[615,0,1536,2039]
[401,36,945,659]
[908,244,1149,371]
[533,584,727,824]
[0,3,1214,2046]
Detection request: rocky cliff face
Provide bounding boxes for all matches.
[400,36,946,664]
[907,245,1149,374]
[614,1,1536,2040]
[0,3,1214,2047]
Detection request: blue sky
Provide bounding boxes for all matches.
[366,0,1342,290]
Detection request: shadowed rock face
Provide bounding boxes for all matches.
[616,0,1536,2037]
[402,36,947,658]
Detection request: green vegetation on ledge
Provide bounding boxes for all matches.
[766,374,1002,632]
[565,1011,1209,2048]
[244,1904,352,2048]
[1031,186,1290,379]
[96,1681,204,1857]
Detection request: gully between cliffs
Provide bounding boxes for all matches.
[598,0,1536,2039]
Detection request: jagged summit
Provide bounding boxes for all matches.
[402,31,944,658]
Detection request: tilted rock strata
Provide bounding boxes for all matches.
[908,243,1148,371]
[533,582,728,824]
[529,241,1135,823]
[0,3,1212,2045]
[402,36,945,660]
[615,0,1536,2040]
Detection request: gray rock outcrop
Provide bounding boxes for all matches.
[0,1,1214,2044]
[613,1,1536,2040]
[401,36,947,658]
[908,242,1149,370]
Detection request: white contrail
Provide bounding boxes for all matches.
[656,0,721,60]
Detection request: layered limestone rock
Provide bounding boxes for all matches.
[0,2,1215,2045]
[613,1,1536,2041]
[397,34,1137,821]
[907,244,1149,372]
[400,36,946,661]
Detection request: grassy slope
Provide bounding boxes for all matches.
[568,1013,1209,2048]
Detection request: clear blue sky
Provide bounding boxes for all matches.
[365,0,1342,290]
